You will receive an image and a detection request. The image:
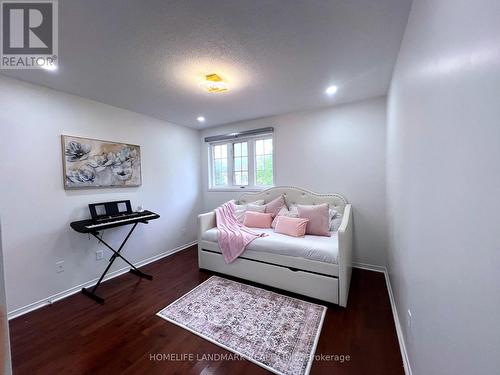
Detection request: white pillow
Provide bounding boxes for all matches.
[234,199,264,209]
[330,212,343,231]
[234,200,265,223]
[329,208,337,220]
[271,206,299,228]
[246,203,266,211]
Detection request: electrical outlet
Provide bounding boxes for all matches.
[96,250,104,261]
[56,260,64,273]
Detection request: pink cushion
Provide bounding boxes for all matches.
[297,203,331,237]
[243,211,273,228]
[274,216,309,237]
[264,195,286,217]
[271,206,299,228]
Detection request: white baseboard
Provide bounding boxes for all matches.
[352,261,386,273]
[7,241,197,320]
[353,263,412,375]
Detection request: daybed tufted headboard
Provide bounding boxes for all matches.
[238,186,348,214]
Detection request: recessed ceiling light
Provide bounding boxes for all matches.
[199,74,229,93]
[197,116,205,123]
[325,85,338,95]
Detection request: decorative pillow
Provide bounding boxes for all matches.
[330,214,343,231]
[328,207,337,229]
[246,203,266,211]
[243,204,266,222]
[246,199,265,206]
[274,216,309,237]
[297,203,331,237]
[290,204,340,231]
[271,206,299,228]
[264,195,286,218]
[234,200,265,223]
[243,211,273,228]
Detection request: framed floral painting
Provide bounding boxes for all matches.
[61,135,142,189]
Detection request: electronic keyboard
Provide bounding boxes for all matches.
[70,210,160,233]
[70,200,159,304]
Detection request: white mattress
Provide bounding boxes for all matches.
[202,228,339,264]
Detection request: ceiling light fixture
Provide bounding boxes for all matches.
[199,74,229,93]
[197,116,205,123]
[325,85,338,95]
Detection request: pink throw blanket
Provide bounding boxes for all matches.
[215,201,267,264]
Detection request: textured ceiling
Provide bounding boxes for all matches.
[1,0,411,128]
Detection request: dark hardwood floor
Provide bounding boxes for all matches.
[9,246,404,375]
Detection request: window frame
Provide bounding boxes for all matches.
[208,134,275,192]
[210,143,229,187]
[231,140,250,187]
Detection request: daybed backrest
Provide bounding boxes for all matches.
[238,186,348,214]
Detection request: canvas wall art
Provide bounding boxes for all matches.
[61,135,141,189]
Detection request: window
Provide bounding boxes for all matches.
[212,144,228,186]
[233,142,248,185]
[209,136,274,190]
[255,138,273,186]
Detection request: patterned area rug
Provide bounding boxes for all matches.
[157,276,326,375]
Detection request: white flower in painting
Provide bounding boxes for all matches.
[87,153,115,172]
[67,167,95,184]
[65,141,91,162]
[116,146,137,164]
[112,164,133,181]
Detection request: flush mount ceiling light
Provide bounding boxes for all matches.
[199,74,229,93]
[325,85,338,95]
[197,116,206,123]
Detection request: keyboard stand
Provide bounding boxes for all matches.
[81,221,153,304]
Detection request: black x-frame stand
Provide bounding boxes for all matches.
[81,222,153,304]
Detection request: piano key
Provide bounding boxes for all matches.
[85,213,157,229]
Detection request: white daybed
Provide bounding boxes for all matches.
[197,186,353,307]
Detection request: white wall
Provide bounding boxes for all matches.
[201,97,387,266]
[0,76,202,313]
[386,1,500,374]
